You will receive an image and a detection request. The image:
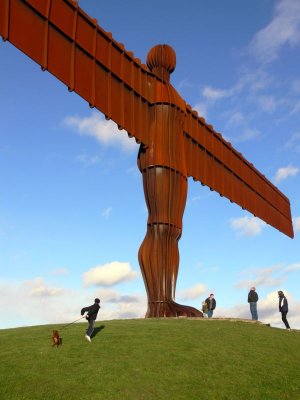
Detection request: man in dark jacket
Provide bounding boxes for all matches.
[248,287,259,320]
[205,294,216,318]
[278,291,290,330]
[81,298,101,342]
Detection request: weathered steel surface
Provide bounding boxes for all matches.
[184,110,294,238]
[0,0,294,317]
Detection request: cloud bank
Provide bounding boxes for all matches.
[249,0,300,63]
[83,261,138,287]
[230,216,266,237]
[274,165,299,183]
[63,112,138,152]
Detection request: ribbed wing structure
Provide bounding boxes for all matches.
[184,106,294,238]
[0,0,294,239]
[0,0,155,144]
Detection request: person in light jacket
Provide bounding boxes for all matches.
[278,291,290,330]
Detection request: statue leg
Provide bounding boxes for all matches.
[138,166,202,317]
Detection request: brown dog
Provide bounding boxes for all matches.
[51,330,62,347]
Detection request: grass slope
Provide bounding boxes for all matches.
[0,319,299,400]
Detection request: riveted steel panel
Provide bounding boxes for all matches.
[123,54,133,88]
[74,47,93,103]
[76,13,96,56]
[48,25,72,86]
[9,0,45,65]
[0,0,9,40]
[95,30,110,70]
[25,0,50,18]
[49,0,75,39]
[94,63,109,116]
[111,43,123,79]
[111,76,122,124]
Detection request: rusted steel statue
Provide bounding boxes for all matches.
[0,0,294,318]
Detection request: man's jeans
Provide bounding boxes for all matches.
[250,302,258,320]
[281,311,290,329]
[207,310,213,318]
[86,319,95,337]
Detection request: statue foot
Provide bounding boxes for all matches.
[146,301,203,318]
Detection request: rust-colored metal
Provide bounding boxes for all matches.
[0,0,294,318]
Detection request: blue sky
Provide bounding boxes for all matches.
[0,0,299,329]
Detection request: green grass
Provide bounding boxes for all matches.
[0,319,299,400]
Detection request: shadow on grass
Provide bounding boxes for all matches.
[91,325,105,338]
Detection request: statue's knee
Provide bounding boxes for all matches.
[150,223,181,240]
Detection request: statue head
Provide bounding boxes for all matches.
[146,44,176,82]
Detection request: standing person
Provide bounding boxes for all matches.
[201,301,208,318]
[278,291,291,330]
[81,298,101,342]
[205,294,216,318]
[248,286,259,321]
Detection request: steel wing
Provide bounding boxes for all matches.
[1,0,294,238]
[184,106,294,238]
[0,0,156,144]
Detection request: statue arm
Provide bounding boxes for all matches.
[0,0,154,146]
[184,106,294,238]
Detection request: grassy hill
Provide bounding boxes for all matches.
[0,318,299,400]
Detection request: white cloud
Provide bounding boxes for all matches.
[257,95,277,113]
[235,262,300,290]
[0,278,146,329]
[190,195,205,202]
[0,279,74,327]
[187,192,213,206]
[193,102,208,119]
[293,217,300,232]
[51,268,69,276]
[224,109,261,143]
[1,275,299,329]
[92,288,146,319]
[126,166,140,177]
[202,86,230,101]
[178,284,207,300]
[176,77,193,91]
[245,68,273,93]
[291,101,300,115]
[202,81,243,102]
[102,207,112,219]
[285,132,300,152]
[63,112,138,152]
[83,261,137,287]
[226,111,245,126]
[249,0,300,63]
[284,262,300,272]
[232,128,261,143]
[99,297,146,320]
[230,216,266,237]
[291,79,300,93]
[26,277,67,297]
[235,264,284,289]
[274,165,299,183]
[76,153,101,166]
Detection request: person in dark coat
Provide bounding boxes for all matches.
[205,294,216,318]
[248,286,259,320]
[81,298,101,342]
[278,291,290,330]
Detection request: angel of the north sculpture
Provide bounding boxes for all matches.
[0,0,294,317]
